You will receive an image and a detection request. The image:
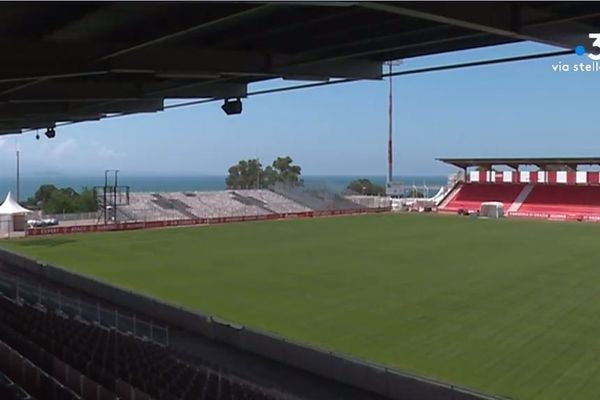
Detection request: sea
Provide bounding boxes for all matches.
[0,175,448,200]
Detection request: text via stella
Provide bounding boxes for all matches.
[552,33,600,72]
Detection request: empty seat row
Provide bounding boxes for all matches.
[516,184,600,216]
[0,295,296,400]
[441,183,525,212]
[0,371,33,400]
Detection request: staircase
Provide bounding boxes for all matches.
[230,192,276,214]
[437,182,462,209]
[507,184,534,213]
[152,194,198,219]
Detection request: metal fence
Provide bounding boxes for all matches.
[0,276,169,346]
[43,211,100,222]
[344,195,392,208]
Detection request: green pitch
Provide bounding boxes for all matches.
[3,214,600,400]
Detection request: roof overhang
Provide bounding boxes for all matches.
[0,2,597,134]
[437,157,600,170]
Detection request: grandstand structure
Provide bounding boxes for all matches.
[0,3,593,134]
[1,2,598,400]
[120,189,314,222]
[0,276,299,400]
[438,157,600,221]
[25,188,388,237]
[34,188,371,226]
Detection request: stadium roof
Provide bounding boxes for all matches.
[437,157,600,170]
[0,1,597,135]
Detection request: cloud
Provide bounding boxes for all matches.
[97,145,126,159]
[49,138,78,159]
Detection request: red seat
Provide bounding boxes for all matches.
[442,183,525,212]
[518,185,600,217]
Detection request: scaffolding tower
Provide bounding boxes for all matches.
[94,170,130,224]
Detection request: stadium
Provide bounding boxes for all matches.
[0,2,599,400]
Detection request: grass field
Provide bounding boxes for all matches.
[3,213,600,400]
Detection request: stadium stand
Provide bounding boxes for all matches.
[124,193,188,221]
[0,369,35,400]
[271,185,363,211]
[151,194,198,219]
[230,192,276,214]
[116,189,357,222]
[436,158,600,221]
[0,293,296,400]
[242,190,311,214]
[516,184,600,217]
[440,183,525,213]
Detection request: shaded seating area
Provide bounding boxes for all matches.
[0,370,34,400]
[517,184,600,217]
[440,183,525,212]
[0,295,295,400]
[271,185,363,211]
[438,158,600,220]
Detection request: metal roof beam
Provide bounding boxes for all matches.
[0,100,160,114]
[360,2,596,51]
[2,81,247,102]
[0,44,383,83]
[112,47,383,79]
[99,4,280,61]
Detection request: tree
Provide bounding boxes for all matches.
[34,184,59,205]
[225,156,303,189]
[271,156,302,186]
[226,158,264,189]
[24,184,98,213]
[77,187,98,212]
[346,179,385,195]
[261,165,278,187]
[44,190,78,214]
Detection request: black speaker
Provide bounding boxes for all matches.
[45,127,56,139]
[221,98,242,115]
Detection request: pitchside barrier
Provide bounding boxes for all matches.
[0,248,505,400]
[25,207,392,237]
[506,211,600,222]
[0,276,169,346]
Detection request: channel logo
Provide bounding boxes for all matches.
[575,33,600,60]
[552,33,600,72]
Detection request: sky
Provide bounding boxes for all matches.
[0,41,596,178]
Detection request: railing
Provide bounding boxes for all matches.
[43,211,99,222]
[0,276,169,346]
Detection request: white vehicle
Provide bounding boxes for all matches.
[41,218,59,226]
[27,218,59,228]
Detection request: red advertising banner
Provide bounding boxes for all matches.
[26,208,392,237]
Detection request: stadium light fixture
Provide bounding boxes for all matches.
[221,98,243,115]
[44,127,55,139]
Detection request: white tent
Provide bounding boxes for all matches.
[0,192,32,236]
[0,192,32,215]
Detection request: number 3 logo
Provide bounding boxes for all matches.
[588,33,600,60]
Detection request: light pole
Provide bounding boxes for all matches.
[385,60,403,186]
[114,170,119,221]
[15,148,20,203]
[104,170,109,225]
